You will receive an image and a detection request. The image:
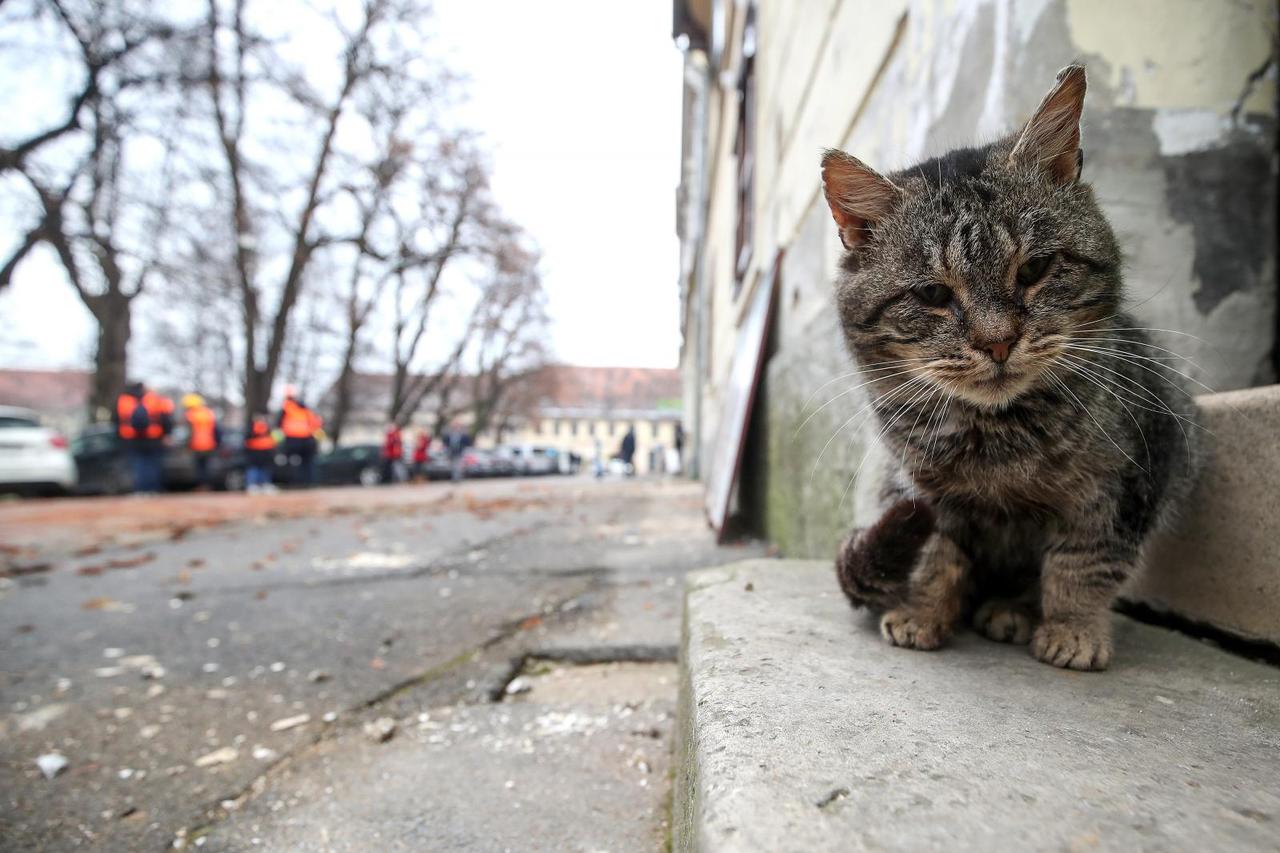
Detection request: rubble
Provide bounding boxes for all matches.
[269,714,310,732]
[35,753,69,780]
[363,717,397,743]
[194,747,238,768]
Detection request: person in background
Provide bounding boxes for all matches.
[182,393,221,490]
[113,380,174,494]
[277,387,323,487]
[381,422,404,485]
[411,429,431,481]
[243,415,276,494]
[593,437,604,479]
[674,421,685,475]
[619,425,637,477]
[443,421,471,482]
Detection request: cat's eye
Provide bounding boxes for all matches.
[912,282,953,308]
[1016,253,1056,287]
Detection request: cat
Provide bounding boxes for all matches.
[822,65,1201,671]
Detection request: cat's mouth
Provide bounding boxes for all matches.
[951,362,1041,408]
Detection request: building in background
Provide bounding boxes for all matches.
[0,369,91,435]
[323,365,683,473]
[673,0,1277,552]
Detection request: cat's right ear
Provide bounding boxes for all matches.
[821,149,902,251]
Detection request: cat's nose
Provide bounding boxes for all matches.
[980,335,1019,364]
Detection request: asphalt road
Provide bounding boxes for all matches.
[0,477,764,851]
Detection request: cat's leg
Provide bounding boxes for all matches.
[880,532,970,651]
[1032,538,1135,671]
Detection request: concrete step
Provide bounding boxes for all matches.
[675,559,1280,852]
[1131,384,1280,645]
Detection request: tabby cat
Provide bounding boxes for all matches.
[822,65,1200,671]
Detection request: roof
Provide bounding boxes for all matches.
[318,364,683,427]
[0,369,91,419]
[532,366,682,414]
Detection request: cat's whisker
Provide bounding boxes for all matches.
[900,385,940,473]
[1074,326,1210,345]
[794,367,932,438]
[796,358,936,417]
[1056,358,1152,468]
[1061,344,1217,396]
[1045,369,1144,471]
[808,375,929,483]
[838,376,937,511]
[1058,354,1201,428]
[1059,353,1204,467]
[1065,335,1205,370]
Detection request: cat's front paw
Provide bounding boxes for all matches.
[880,608,949,651]
[974,599,1035,645]
[1031,620,1112,671]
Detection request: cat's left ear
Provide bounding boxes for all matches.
[1009,64,1086,185]
[821,149,903,250]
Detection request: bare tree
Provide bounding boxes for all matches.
[201,0,444,415]
[464,244,552,439]
[0,0,189,417]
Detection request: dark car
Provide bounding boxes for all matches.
[73,424,245,493]
[316,444,383,487]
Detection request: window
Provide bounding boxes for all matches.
[555,420,562,436]
[651,421,660,438]
[571,420,578,436]
[588,421,596,436]
[733,5,757,295]
[609,421,616,437]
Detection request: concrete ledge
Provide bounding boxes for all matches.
[1134,384,1280,644]
[676,560,1280,852]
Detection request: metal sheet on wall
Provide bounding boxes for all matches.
[704,255,777,538]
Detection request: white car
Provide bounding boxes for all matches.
[0,406,77,495]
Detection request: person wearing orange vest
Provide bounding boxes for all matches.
[112,380,174,493]
[276,388,323,487]
[182,394,222,490]
[243,415,277,493]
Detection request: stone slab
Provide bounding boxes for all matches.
[676,559,1280,852]
[1134,384,1280,644]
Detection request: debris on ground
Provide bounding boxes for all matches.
[504,676,532,696]
[269,714,310,732]
[194,747,238,768]
[306,669,330,683]
[35,753,69,780]
[363,717,397,743]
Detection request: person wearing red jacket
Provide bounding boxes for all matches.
[411,430,431,481]
[380,423,404,485]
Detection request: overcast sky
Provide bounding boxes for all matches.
[0,0,685,371]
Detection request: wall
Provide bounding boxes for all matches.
[677,0,1278,556]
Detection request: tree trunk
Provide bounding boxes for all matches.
[85,293,131,422]
[328,332,359,446]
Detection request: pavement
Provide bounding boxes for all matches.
[0,477,764,851]
[676,559,1280,852]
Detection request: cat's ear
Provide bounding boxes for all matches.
[821,149,903,250]
[1009,64,1086,185]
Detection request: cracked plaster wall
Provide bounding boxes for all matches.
[734,0,1279,556]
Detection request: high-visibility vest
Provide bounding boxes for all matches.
[117,392,173,440]
[245,420,275,451]
[186,405,217,452]
[280,399,321,439]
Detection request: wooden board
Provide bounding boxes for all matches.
[704,254,778,538]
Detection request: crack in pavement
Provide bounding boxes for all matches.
[175,579,609,846]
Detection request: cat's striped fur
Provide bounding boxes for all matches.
[824,66,1201,670]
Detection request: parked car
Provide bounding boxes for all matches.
[316,444,383,487]
[72,423,242,493]
[0,406,76,495]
